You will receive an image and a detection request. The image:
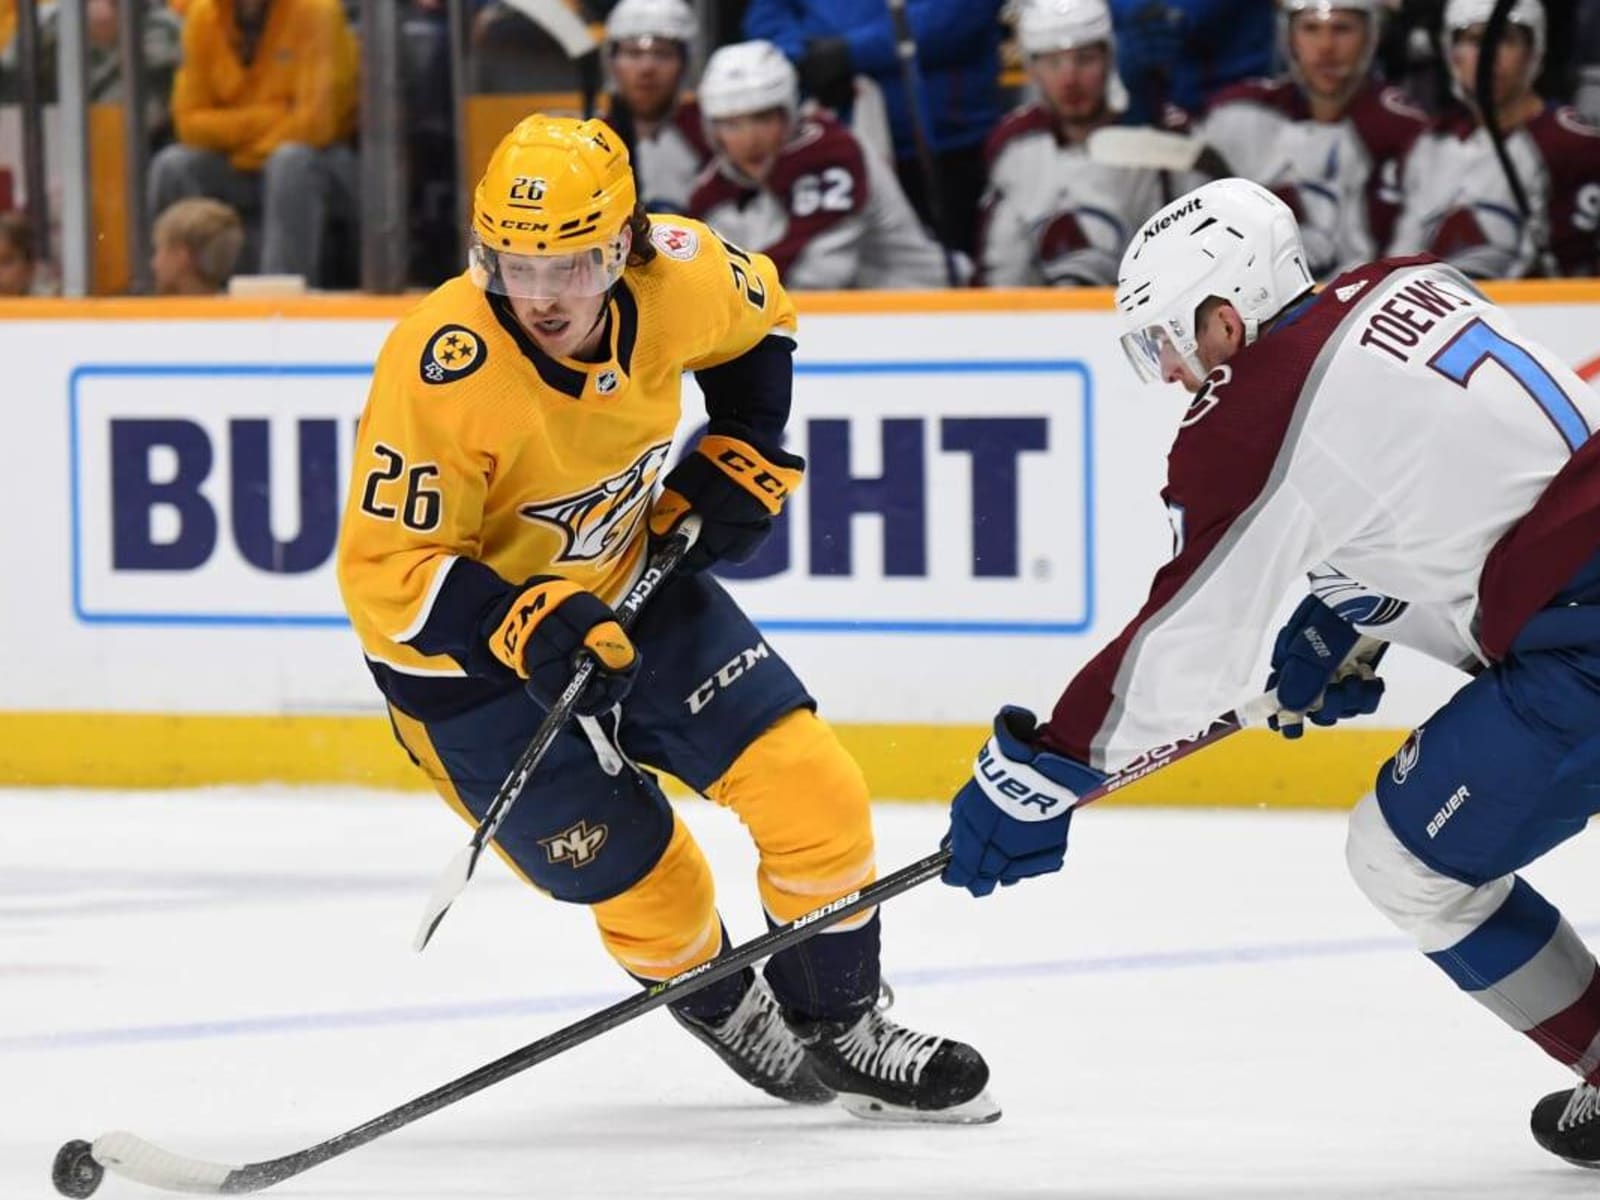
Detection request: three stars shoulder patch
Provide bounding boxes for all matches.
[420,324,487,385]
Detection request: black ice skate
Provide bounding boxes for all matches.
[671,975,836,1105]
[1532,1082,1600,1167]
[787,1003,1000,1124]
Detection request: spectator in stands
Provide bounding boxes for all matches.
[688,40,952,288]
[150,197,245,294]
[742,0,1004,259]
[0,0,181,134]
[0,210,37,296]
[1389,0,1600,278]
[603,0,710,211]
[981,0,1181,286]
[146,0,359,285]
[1201,0,1427,280]
[1110,0,1273,125]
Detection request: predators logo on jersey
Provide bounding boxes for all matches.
[539,819,608,868]
[420,325,487,385]
[519,441,672,564]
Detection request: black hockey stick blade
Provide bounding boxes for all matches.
[62,677,1298,1196]
[411,517,701,952]
[65,847,949,1196]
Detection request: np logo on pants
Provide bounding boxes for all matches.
[540,819,608,868]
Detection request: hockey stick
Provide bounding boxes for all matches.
[502,0,603,117]
[884,0,961,287]
[54,676,1296,1198]
[1084,126,1235,179]
[411,515,701,953]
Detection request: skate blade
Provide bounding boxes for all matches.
[837,1089,1001,1125]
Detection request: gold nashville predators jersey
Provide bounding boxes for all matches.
[336,217,796,698]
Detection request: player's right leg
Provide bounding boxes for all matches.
[1344,641,1600,1167]
[619,571,996,1123]
[384,690,831,1104]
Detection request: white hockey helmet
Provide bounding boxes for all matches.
[698,40,800,122]
[1013,0,1129,112]
[1278,0,1385,98]
[1443,0,1545,91]
[1115,178,1314,384]
[605,0,698,48]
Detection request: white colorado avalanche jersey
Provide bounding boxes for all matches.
[1388,103,1600,279]
[688,111,948,290]
[607,98,712,214]
[1201,79,1427,280]
[979,104,1175,286]
[1041,257,1600,771]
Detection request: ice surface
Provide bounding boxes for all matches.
[5,787,1599,1199]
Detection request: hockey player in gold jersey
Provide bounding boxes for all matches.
[336,115,995,1122]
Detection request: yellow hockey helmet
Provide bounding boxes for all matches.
[470,115,639,301]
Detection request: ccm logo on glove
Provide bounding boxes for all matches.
[704,436,797,509]
[486,576,639,716]
[648,423,805,572]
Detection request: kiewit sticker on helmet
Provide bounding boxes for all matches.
[420,325,488,385]
[651,224,701,261]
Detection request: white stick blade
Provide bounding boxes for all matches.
[93,1132,236,1194]
[500,0,596,58]
[412,844,476,952]
[1086,126,1205,172]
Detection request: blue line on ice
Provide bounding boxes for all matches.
[15,922,1597,1055]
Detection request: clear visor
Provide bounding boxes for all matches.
[1118,321,1203,386]
[470,230,628,301]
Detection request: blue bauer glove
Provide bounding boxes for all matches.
[1267,595,1385,739]
[943,707,1106,898]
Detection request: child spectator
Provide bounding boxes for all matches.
[151,198,245,294]
[0,210,37,296]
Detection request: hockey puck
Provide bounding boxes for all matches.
[52,1140,104,1198]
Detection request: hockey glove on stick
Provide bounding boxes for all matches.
[649,422,804,573]
[942,706,1107,898]
[1267,595,1386,739]
[486,577,639,716]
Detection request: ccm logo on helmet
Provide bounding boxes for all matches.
[499,219,551,232]
[1141,196,1203,242]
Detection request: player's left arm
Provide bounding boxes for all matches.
[944,446,1344,897]
[648,230,805,571]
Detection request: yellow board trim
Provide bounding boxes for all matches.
[0,278,1594,322]
[0,712,1399,809]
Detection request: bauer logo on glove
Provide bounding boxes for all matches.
[943,707,1106,898]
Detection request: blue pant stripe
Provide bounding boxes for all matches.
[1427,876,1561,991]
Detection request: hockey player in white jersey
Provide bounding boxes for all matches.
[941,177,1600,1165]
[978,0,1179,287]
[1388,0,1600,277]
[686,40,951,290]
[1201,0,1427,280]
[602,0,710,212]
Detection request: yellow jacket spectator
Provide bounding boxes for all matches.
[148,0,359,285]
[171,0,357,172]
